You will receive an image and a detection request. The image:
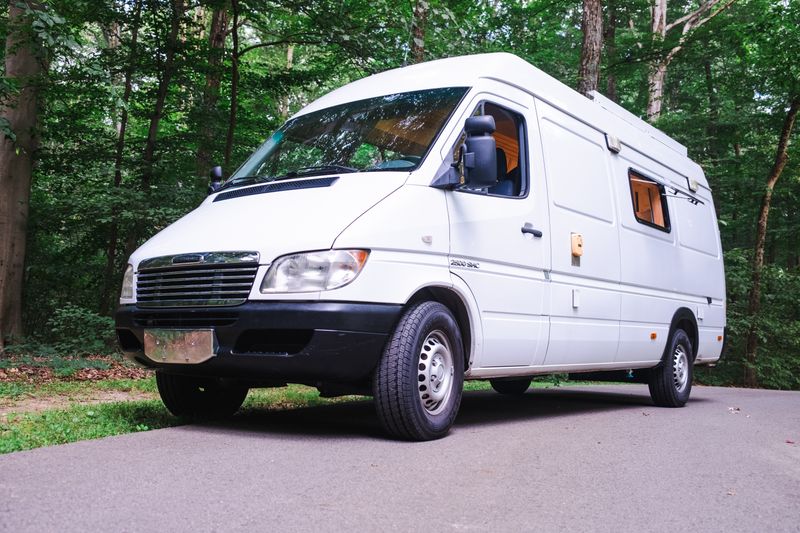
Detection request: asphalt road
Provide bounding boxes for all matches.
[1,384,798,532]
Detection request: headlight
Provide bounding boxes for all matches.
[260,249,369,293]
[120,264,134,300]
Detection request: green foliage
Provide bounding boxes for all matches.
[45,304,117,356]
[0,400,177,454]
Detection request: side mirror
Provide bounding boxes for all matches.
[208,165,223,195]
[462,116,497,188]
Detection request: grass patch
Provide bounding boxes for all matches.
[0,400,178,454]
[0,378,157,400]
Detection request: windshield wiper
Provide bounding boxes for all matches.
[283,164,359,178]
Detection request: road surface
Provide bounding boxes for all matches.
[1,385,798,532]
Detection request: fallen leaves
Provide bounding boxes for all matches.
[0,355,152,384]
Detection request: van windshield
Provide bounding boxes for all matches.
[226,87,468,188]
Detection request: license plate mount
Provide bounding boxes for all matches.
[143,329,217,364]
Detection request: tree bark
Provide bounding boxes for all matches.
[223,0,239,169]
[278,44,295,120]
[410,0,428,64]
[743,97,800,387]
[0,3,46,348]
[196,2,229,177]
[577,0,603,96]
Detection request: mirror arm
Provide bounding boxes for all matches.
[431,163,462,190]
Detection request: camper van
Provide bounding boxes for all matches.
[115,53,726,441]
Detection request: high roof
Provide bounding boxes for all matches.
[293,53,704,190]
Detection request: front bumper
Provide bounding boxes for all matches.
[114,301,403,383]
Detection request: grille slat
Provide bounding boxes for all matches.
[138,267,257,277]
[138,282,253,292]
[138,275,255,286]
[137,261,258,308]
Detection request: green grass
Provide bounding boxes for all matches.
[0,400,178,454]
[0,383,367,454]
[0,378,157,400]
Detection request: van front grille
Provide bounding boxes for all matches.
[137,254,259,308]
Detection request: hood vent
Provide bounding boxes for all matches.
[213,176,338,202]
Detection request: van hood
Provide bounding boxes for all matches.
[129,172,407,269]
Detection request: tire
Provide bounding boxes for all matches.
[156,371,248,419]
[373,301,465,441]
[490,377,532,395]
[648,329,693,407]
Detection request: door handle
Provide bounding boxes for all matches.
[521,224,543,238]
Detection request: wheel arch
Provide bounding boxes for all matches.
[665,307,699,361]
[406,286,473,370]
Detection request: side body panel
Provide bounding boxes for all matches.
[535,98,622,367]
[444,84,551,369]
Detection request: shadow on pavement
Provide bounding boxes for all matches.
[187,384,700,440]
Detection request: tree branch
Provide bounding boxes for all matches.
[665,0,718,33]
[239,38,323,57]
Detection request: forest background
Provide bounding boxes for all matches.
[0,0,798,389]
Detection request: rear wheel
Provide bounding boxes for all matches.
[373,301,464,441]
[490,377,532,395]
[648,329,693,407]
[156,371,248,418]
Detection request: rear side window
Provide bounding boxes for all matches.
[629,169,670,232]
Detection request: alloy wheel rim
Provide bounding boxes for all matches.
[417,330,454,415]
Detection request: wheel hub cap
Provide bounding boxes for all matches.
[672,345,689,393]
[417,330,454,415]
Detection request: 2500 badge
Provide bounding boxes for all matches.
[450,259,480,269]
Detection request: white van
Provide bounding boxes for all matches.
[115,53,726,440]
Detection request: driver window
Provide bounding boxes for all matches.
[452,102,527,197]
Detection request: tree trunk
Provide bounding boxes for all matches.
[704,60,720,161]
[743,97,800,387]
[278,44,295,120]
[101,0,143,314]
[125,0,184,261]
[223,0,239,169]
[577,0,603,96]
[141,0,184,190]
[604,0,618,102]
[196,3,229,177]
[0,3,45,348]
[646,60,668,121]
[410,0,428,64]
[646,0,734,122]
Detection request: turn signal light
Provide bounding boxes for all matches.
[650,332,657,340]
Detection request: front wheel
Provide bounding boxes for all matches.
[648,329,693,407]
[156,371,248,419]
[373,301,464,441]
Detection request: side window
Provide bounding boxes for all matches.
[629,169,670,231]
[452,102,527,197]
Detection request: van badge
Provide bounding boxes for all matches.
[172,254,204,265]
[450,259,480,269]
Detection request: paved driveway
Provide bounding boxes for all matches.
[1,385,798,532]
